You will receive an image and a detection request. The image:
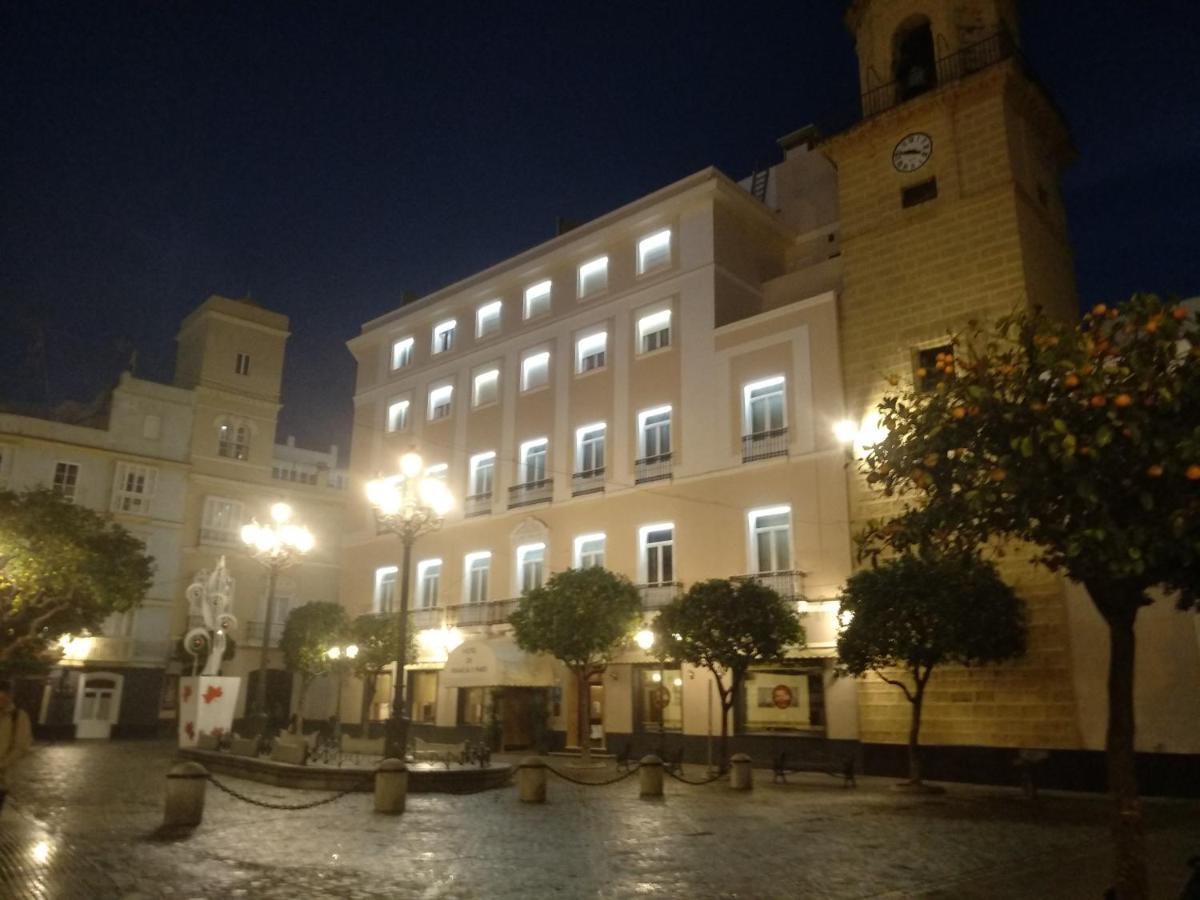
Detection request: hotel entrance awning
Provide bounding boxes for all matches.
[440,637,556,689]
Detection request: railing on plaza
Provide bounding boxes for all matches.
[507,478,553,509]
[732,570,808,602]
[634,453,672,484]
[445,597,520,627]
[859,27,1017,119]
[464,492,493,517]
[244,620,285,647]
[571,467,606,496]
[742,427,789,463]
[638,582,683,610]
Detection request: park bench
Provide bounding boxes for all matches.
[229,735,259,757]
[270,731,310,766]
[773,748,856,787]
[340,735,385,759]
[412,737,467,765]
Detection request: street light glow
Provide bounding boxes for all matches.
[635,629,655,651]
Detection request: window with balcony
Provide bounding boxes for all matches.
[111,462,157,514]
[521,351,550,392]
[749,506,792,573]
[636,406,672,482]
[387,399,410,432]
[637,309,671,354]
[517,543,545,594]
[476,300,502,339]
[743,376,788,461]
[637,229,672,274]
[523,280,551,319]
[578,256,608,297]
[520,438,548,484]
[575,423,605,477]
[52,461,80,502]
[417,559,442,608]
[432,319,457,355]
[465,551,491,604]
[428,385,453,421]
[640,524,674,585]
[575,331,607,374]
[391,337,414,370]
[472,368,499,407]
[200,496,243,544]
[574,533,605,569]
[374,566,397,614]
[468,451,495,499]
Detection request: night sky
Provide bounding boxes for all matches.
[2,1,1198,458]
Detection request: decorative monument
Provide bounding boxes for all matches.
[178,556,241,747]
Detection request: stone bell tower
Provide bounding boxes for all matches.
[824,0,1083,754]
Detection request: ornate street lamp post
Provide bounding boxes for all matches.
[325,642,358,762]
[366,450,453,760]
[240,502,314,740]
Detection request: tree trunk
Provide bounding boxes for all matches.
[359,673,377,734]
[716,674,734,773]
[575,665,592,766]
[907,681,926,785]
[295,677,311,732]
[1099,598,1148,898]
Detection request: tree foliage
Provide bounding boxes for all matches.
[349,612,413,726]
[0,489,153,667]
[653,578,803,768]
[856,294,1198,895]
[510,567,642,762]
[280,601,348,722]
[837,552,1025,782]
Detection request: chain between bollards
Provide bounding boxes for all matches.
[206,772,371,810]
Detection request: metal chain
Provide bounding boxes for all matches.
[206,773,371,810]
[665,767,725,786]
[545,764,642,786]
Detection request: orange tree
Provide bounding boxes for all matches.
[857,294,1198,898]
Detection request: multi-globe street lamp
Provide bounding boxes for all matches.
[365,450,453,760]
[325,642,359,758]
[240,502,315,739]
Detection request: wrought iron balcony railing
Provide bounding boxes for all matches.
[411,607,445,630]
[464,492,493,517]
[508,478,553,509]
[445,598,520,628]
[571,467,605,496]
[742,427,789,463]
[732,570,808,601]
[634,453,672,484]
[638,582,683,610]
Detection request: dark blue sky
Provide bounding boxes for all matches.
[2,1,1198,456]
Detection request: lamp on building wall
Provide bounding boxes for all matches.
[365,449,454,760]
[241,501,314,740]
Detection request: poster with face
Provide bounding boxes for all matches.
[178,676,241,747]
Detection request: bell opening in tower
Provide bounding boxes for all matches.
[894,17,937,101]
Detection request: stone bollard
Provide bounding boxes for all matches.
[517,757,547,803]
[163,761,208,828]
[374,758,408,814]
[730,753,753,791]
[639,754,664,798]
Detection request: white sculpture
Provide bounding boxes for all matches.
[183,556,238,676]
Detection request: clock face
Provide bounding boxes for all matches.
[892,132,933,173]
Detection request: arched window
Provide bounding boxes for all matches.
[217,420,250,460]
[894,16,937,101]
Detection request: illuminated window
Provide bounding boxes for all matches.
[387,399,410,432]
[428,385,453,421]
[111,462,157,514]
[472,368,499,407]
[521,351,550,392]
[744,377,786,435]
[578,256,608,297]
[476,301,502,339]
[469,451,495,497]
[637,229,671,274]
[574,533,606,569]
[639,523,674,585]
[575,332,607,374]
[416,559,442,608]
[391,337,414,369]
[517,543,546,593]
[748,506,792,574]
[465,552,491,604]
[524,280,552,319]
[218,422,249,460]
[519,438,548,484]
[575,423,606,475]
[52,461,80,503]
[638,406,671,458]
[637,309,671,354]
[432,320,456,355]
[374,567,397,614]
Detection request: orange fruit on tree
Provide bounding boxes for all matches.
[1092,304,1107,317]
[1063,373,1080,389]
[1113,393,1133,408]
[916,367,928,379]
[1173,306,1188,321]
[1090,395,1107,408]
[988,468,1007,483]
[1187,465,1200,481]
[1146,464,1164,478]
[951,406,967,420]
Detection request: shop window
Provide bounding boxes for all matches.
[409,671,438,724]
[458,686,490,726]
[739,668,826,734]
[638,667,683,732]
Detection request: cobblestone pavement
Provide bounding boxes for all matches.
[0,740,1197,899]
